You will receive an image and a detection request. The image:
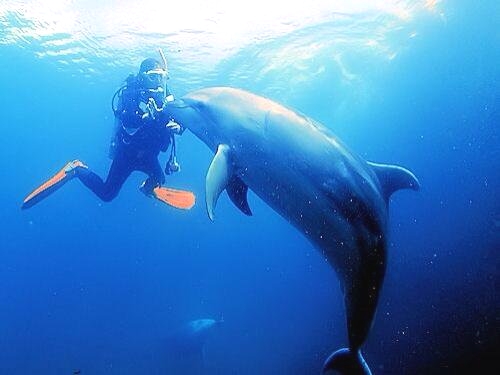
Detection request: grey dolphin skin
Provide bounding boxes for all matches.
[167,87,419,374]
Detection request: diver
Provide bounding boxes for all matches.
[22,50,195,210]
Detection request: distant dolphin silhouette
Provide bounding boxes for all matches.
[168,87,419,374]
[166,318,223,360]
[164,317,223,374]
[173,318,224,351]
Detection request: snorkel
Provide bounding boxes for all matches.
[158,48,181,173]
[158,48,174,103]
[158,48,168,78]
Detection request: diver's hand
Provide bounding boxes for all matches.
[145,98,163,120]
[166,120,182,134]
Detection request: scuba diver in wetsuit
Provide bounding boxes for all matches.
[22,51,195,210]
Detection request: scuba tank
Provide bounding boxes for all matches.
[109,74,139,159]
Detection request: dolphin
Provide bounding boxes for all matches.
[165,318,223,369]
[167,87,419,374]
[175,318,224,350]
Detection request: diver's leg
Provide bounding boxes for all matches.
[138,157,165,196]
[137,155,195,209]
[76,154,133,202]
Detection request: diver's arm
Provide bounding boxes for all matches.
[166,119,182,134]
[161,96,187,135]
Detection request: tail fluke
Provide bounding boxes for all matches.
[22,160,86,210]
[153,186,196,210]
[323,348,371,375]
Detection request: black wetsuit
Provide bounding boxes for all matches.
[76,84,174,202]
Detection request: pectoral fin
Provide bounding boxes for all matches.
[227,176,252,216]
[206,144,231,221]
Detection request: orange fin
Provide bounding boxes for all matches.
[22,160,85,210]
[153,186,196,210]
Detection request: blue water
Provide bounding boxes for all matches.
[0,1,498,374]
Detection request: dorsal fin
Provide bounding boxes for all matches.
[367,161,420,201]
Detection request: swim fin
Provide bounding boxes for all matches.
[153,186,196,210]
[22,160,87,210]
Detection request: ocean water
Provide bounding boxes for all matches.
[0,1,498,374]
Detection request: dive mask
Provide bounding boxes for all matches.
[140,68,167,90]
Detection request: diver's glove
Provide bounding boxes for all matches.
[166,119,182,134]
[143,98,163,120]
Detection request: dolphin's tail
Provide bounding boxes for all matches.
[322,348,372,375]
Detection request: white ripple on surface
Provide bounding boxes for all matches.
[0,0,444,86]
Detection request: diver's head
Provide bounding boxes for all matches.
[137,58,167,105]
